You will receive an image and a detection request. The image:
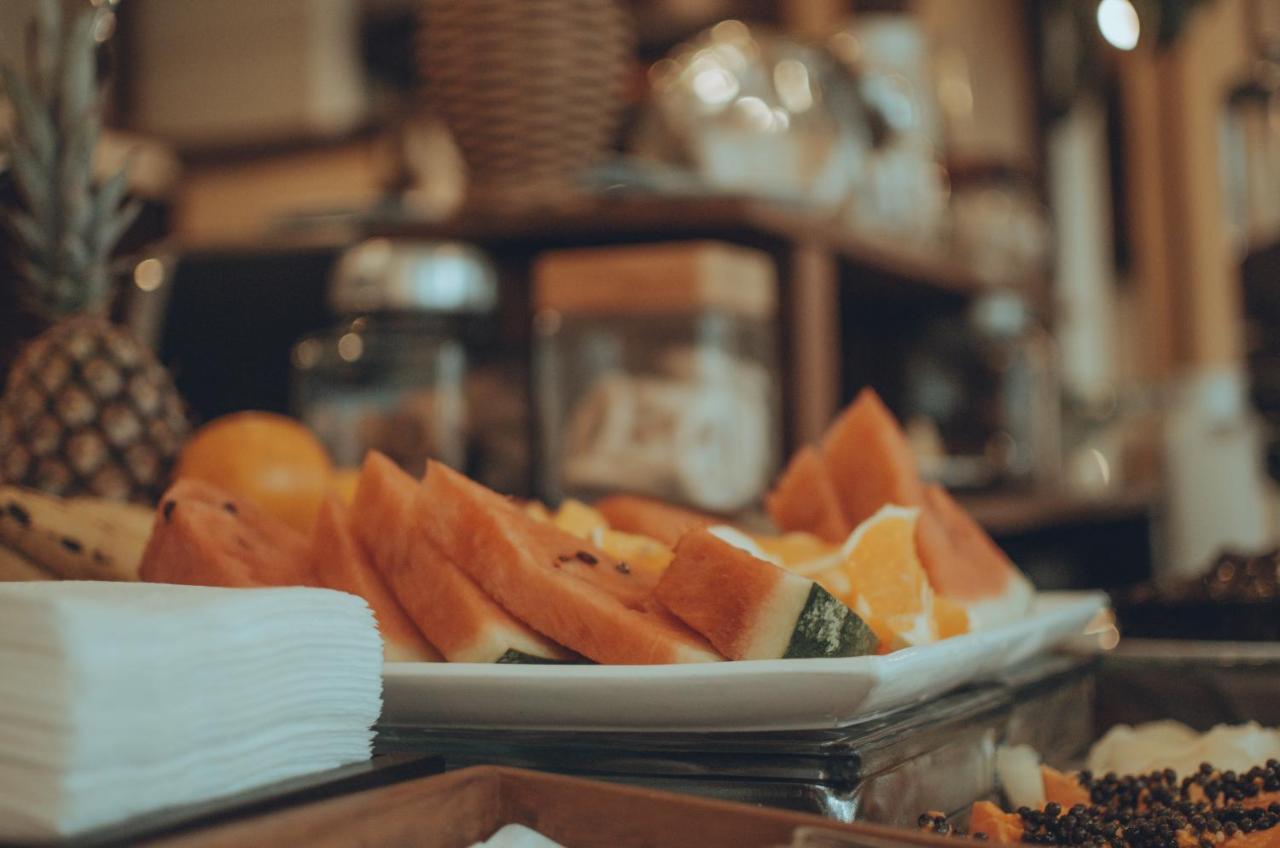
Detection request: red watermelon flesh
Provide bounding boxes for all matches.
[820,388,925,526]
[351,452,571,663]
[917,484,1027,604]
[140,478,312,588]
[419,461,722,664]
[765,445,852,544]
[310,494,441,661]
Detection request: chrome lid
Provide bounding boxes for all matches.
[328,239,498,314]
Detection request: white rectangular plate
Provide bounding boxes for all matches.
[381,591,1108,733]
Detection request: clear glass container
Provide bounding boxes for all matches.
[291,239,498,478]
[533,244,780,512]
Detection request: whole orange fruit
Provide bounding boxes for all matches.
[175,412,333,533]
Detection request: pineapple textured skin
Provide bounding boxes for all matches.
[0,316,189,504]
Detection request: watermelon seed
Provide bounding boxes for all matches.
[162,500,176,522]
[223,501,237,515]
[616,562,630,574]
[6,502,31,528]
[556,555,572,563]
[575,551,598,566]
[60,537,82,553]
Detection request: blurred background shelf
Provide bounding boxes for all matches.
[959,484,1158,537]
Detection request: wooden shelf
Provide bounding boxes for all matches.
[958,485,1158,537]
[368,194,1033,300]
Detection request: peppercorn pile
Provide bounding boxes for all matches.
[919,760,1280,846]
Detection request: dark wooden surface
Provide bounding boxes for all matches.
[149,765,967,848]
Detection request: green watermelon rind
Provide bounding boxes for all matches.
[783,583,878,659]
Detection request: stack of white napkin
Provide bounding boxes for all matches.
[0,581,383,841]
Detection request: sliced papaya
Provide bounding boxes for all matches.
[765,445,851,543]
[352,452,571,664]
[593,494,715,548]
[419,462,722,664]
[1040,765,1090,810]
[309,494,441,662]
[655,528,876,660]
[969,800,1024,843]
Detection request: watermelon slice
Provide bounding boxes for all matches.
[139,478,312,588]
[917,484,1032,626]
[310,494,441,662]
[419,461,722,664]
[819,388,925,526]
[765,445,851,544]
[593,495,714,548]
[351,452,572,664]
[655,528,876,660]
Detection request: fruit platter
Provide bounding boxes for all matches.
[1,384,1104,732]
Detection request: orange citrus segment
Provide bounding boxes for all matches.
[330,467,359,506]
[812,504,937,650]
[753,532,842,569]
[551,499,609,538]
[933,594,971,640]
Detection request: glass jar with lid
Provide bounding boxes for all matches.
[291,238,498,478]
[533,241,780,513]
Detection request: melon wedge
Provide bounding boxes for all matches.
[593,494,714,548]
[820,388,925,526]
[419,461,722,664]
[765,446,851,544]
[140,479,312,588]
[969,801,1024,843]
[352,452,572,664]
[655,527,877,660]
[310,495,441,662]
[918,484,1032,627]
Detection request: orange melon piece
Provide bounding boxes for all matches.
[593,495,714,548]
[1040,765,1090,810]
[807,505,937,650]
[820,388,925,526]
[309,495,441,662]
[419,461,721,664]
[140,478,312,588]
[655,528,876,660]
[352,452,572,664]
[918,484,1033,626]
[765,446,851,543]
[969,801,1024,843]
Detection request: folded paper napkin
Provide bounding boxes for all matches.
[0,581,383,840]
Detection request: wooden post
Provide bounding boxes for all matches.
[788,241,841,445]
[1116,45,1179,377]
[1154,0,1251,370]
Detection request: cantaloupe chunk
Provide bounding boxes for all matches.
[140,479,312,588]
[310,495,441,662]
[932,595,971,640]
[352,452,572,664]
[419,461,722,665]
[764,446,851,544]
[655,528,876,661]
[918,484,1032,627]
[820,388,925,526]
[969,801,1024,843]
[593,495,714,548]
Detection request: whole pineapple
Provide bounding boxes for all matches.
[0,0,189,503]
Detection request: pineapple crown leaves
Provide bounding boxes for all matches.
[1,0,140,320]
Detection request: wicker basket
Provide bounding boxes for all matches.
[418,0,634,208]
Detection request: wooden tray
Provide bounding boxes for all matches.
[147,765,962,848]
